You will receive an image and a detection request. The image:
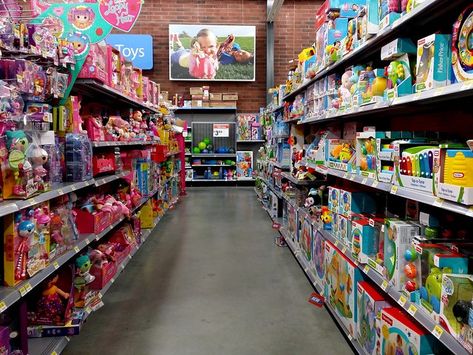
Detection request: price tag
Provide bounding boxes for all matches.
[381,280,388,291]
[369,219,375,227]
[85,239,90,245]
[0,301,7,312]
[74,246,80,253]
[349,175,355,181]
[51,352,58,355]
[363,265,370,274]
[433,198,444,207]
[19,286,27,297]
[98,292,103,298]
[213,123,230,137]
[362,178,368,185]
[398,295,407,307]
[85,307,92,314]
[29,198,38,206]
[25,283,32,293]
[53,261,59,269]
[372,180,379,188]
[432,325,444,339]
[347,333,353,341]
[468,206,473,217]
[407,304,417,316]
[57,189,64,195]
[390,185,398,195]
[334,240,339,247]
[111,278,115,283]
[342,246,347,254]
[343,173,349,179]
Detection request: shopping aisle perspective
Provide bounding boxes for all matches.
[64,187,352,355]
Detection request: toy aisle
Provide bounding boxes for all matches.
[0,0,473,354]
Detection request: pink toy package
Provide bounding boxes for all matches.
[107,45,123,89]
[142,76,150,103]
[78,42,108,84]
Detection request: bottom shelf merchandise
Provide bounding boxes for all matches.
[27,195,178,355]
[256,177,472,355]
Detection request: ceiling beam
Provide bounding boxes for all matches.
[267,0,284,23]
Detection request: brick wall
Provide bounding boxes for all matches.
[128,0,267,113]
[273,0,323,87]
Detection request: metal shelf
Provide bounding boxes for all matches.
[306,163,473,218]
[270,161,290,170]
[191,179,236,182]
[191,153,236,158]
[174,107,236,113]
[282,0,458,102]
[281,172,317,186]
[261,179,283,200]
[270,104,284,113]
[91,141,155,148]
[73,79,158,113]
[237,140,265,143]
[191,164,235,167]
[94,171,130,187]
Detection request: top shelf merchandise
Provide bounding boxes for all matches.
[258,1,473,355]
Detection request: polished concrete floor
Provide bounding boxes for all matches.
[65,187,352,355]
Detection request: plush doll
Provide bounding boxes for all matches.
[89,249,108,268]
[36,274,70,323]
[75,254,95,284]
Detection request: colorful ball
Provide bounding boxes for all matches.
[193,147,201,154]
[404,262,417,279]
[203,137,211,145]
[198,142,207,150]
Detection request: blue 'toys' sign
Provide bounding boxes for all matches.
[106,34,153,70]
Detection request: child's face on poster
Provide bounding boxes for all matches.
[198,35,217,56]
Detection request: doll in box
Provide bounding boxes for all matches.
[35,273,70,324]
[27,144,49,191]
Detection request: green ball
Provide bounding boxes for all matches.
[203,137,211,145]
[198,142,207,150]
[193,147,201,153]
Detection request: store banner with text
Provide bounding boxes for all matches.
[106,34,153,70]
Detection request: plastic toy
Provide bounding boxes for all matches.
[325,241,363,337]
[326,139,355,171]
[383,219,420,290]
[65,133,93,182]
[415,34,452,92]
[452,5,473,83]
[380,307,436,355]
[440,274,473,353]
[437,145,473,205]
[351,218,382,263]
[320,206,332,230]
[356,281,390,355]
[28,144,49,191]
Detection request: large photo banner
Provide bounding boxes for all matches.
[169,24,256,81]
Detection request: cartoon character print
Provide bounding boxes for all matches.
[66,32,89,56]
[41,15,64,38]
[68,6,95,31]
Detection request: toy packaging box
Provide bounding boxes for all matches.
[356,128,385,179]
[325,240,364,337]
[326,139,356,172]
[415,34,452,92]
[78,42,108,84]
[451,5,473,83]
[440,274,473,353]
[405,243,469,317]
[356,0,379,44]
[435,145,473,205]
[312,230,326,292]
[300,215,313,262]
[378,0,401,30]
[139,200,154,229]
[356,281,390,355]
[328,186,340,213]
[287,203,298,241]
[393,142,440,195]
[4,202,51,286]
[338,188,376,217]
[351,217,383,264]
[338,214,352,246]
[383,219,419,291]
[380,307,436,355]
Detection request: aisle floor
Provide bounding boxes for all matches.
[65,187,352,355]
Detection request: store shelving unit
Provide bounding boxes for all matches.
[174,107,237,113]
[73,79,158,113]
[256,0,473,354]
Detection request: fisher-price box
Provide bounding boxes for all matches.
[351,218,382,264]
[378,0,401,30]
[383,219,419,291]
[356,0,379,44]
[312,230,326,292]
[356,281,390,355]
[380,307,436,355]
[326,139,356,172]
[331,213,340,239]
[436,146,473,205]
[325,240,364,338]
[415,34,452,92]
[338,188,376,217]
[440,274,473,353]
[328,186,340,213]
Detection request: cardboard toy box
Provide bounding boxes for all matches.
[210,93,223,101]
[190,87,203,95]
[380,307,436,354]
[356,281,390,355]
[312,230,326,292]
[210,101,237,108]
[325,240,364,338]
[222,93,238,101]
[89,261,117,290]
